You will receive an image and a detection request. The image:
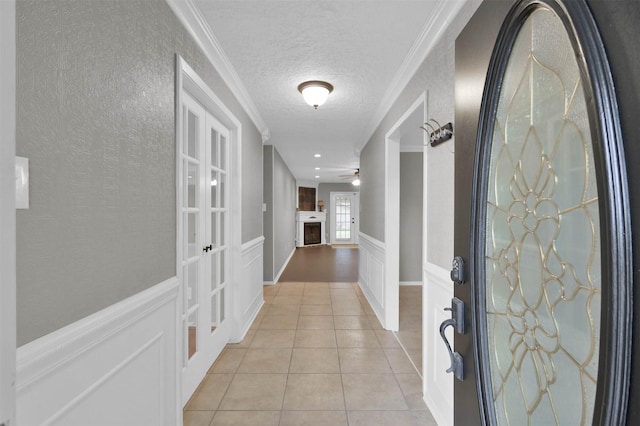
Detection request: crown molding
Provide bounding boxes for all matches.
[359,0,481,149]
[166,0,269,139]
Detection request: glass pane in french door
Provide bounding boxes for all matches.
[335,195,351,240]
[484,8,601,425]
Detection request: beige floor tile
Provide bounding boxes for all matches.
[396,330,422,349]
[208,348,247,373]
[183,410,214,426]
[347,410,437,426]
[342,374,408,410]
[218,374,287,410]
[374,330,400,348]
[278,286,305,296]
[338,348,392,373]
[185,374,234,410]
[300,304,333,316]
[399,313,422,330]
[383,347,418,374]
[283,374,345,410]
[297,315,335,330]
[267,303,301,316]
[280,411,348,426]
[263,285,280,296]
[407,348,422,374]
[264,295,275,305]
[294,330,337,348]
[395,373,422,396]
[237,348,292,373]
[211,411,280,426]
[330,288,359,298]
[272,295,303,305]
[329,282,353,288]
[334,315,372,330]
[304,287,331,296]
[250,330,296,347]
[282,281,306,288]
[332,302,365,315]
[396,378,427,413]
[290,348,340,373]
[368,315,383,330]
[304,282,330,289]
[335,330,380,348]
[259,314,299,330]
[302,294,332,305]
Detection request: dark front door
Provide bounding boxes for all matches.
[452,0,640,424]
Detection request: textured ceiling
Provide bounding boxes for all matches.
[194,0,438,182]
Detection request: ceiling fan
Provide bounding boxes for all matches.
[339,169,360,186]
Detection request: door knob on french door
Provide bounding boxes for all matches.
[202,244,212,252]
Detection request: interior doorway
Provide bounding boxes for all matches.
[385,94,426,372]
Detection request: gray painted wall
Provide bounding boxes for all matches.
[400,153,423,281]
[263,145,296,281]
[317,183,359,243]
[16,0,263,345]
[263,146,274,280]
[359,2,480,270]
[272,148,296,275]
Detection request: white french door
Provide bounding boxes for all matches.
[180,91,230,404]
[330,192,359,244]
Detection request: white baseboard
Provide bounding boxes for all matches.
[264,246,295,285]
[16,277,180,426]
[400,281,422,286]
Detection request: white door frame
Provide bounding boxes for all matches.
[329,192,359,245]
[0,1,17,424]
[384,93,427,332]
[176,56,242,406]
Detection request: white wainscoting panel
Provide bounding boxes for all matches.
[423,262,454,426]
[358,232,386,328]
[16,277,180,426]
[233,236,265,342]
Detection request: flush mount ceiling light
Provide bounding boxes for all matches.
[297,80,334,109]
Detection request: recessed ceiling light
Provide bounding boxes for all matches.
[314,154,321,158]
[315,175,320,178]
[315,167,320,170]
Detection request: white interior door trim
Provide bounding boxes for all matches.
[0,1,16,423]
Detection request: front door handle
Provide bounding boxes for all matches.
[439,297,465,381]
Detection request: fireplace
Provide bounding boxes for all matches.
[296,211,326,247]
[304,222,321,245]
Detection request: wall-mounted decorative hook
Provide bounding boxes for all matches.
[421,119,454,147]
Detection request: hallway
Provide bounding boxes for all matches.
[183,278,436,425]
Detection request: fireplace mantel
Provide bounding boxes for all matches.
[296,211,326,247]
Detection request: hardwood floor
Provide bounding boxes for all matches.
[279,245,358,282]
[183,245,435,426]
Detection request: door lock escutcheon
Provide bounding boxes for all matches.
[450,256,466,285]
[439,297,465,381]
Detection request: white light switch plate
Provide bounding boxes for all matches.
[262,203,267,212]
[15,156,29,209]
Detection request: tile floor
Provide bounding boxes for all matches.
[395,286,422,375]
[183,281,437,426]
